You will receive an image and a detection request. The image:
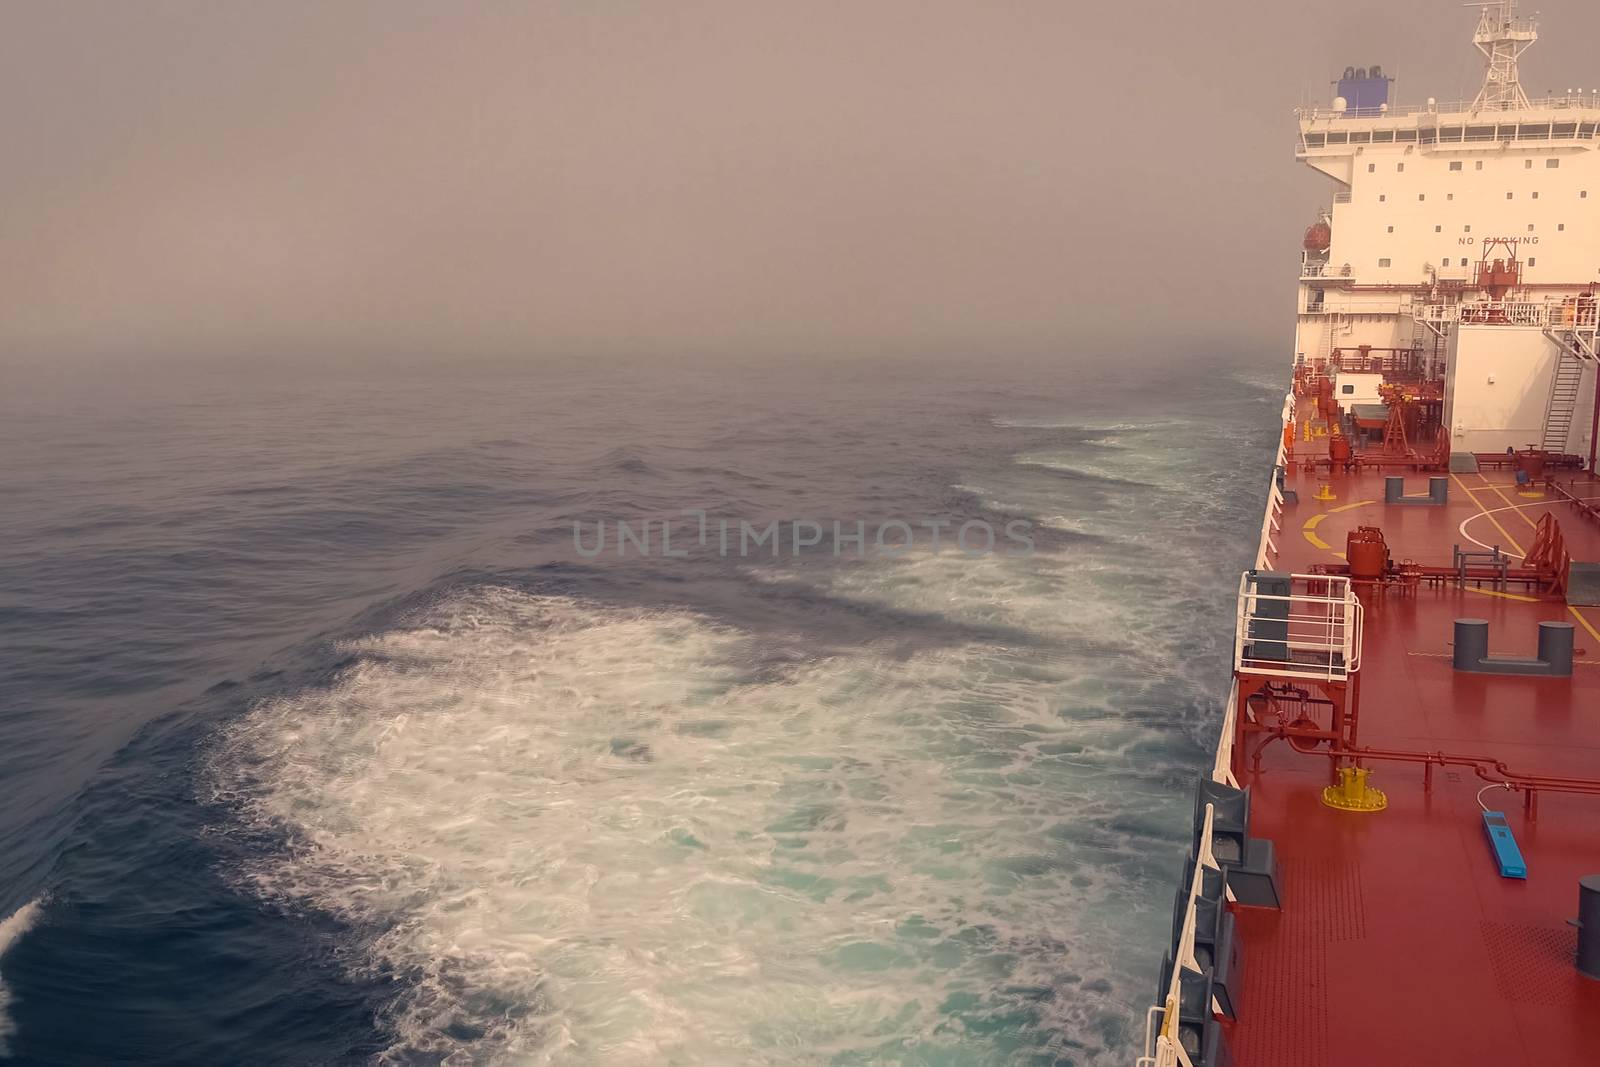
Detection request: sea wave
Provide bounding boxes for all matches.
[0,898,44,1058]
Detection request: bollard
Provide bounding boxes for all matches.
[1453,619,1490,671]
[1578,875,1600,980]
[1538,622,1576,677]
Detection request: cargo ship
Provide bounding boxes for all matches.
[1138,4,1600,1064]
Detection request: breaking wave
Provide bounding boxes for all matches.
[0,898,43,1058]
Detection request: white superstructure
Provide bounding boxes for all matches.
[1293,1,1600,459]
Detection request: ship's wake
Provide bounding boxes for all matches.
[208,561,1200,1064]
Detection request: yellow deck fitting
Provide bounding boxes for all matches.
[1322,766,1388,813]
[1313,483,1338,501]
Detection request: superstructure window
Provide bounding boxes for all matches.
[1533,192,1540,199]
[1342,385,1356,395]
[1507,192,1514,199]
[1368,163,1376,172]
[1526,159,1534,168]
[1461,258,1469,267]
[1387,225,1395,233]
[1397,163,1405,172]
[1379,194,1387,202]
[1528,258,1537,266]
[1449,161,1463,171]
[1435,225,1443,232]
[1419,194,1426,201]
[1447,193,1455,201]
[1476,161,1485,170]
[1464,225,1472,232]
[1528,224,1535,231]
[1559,223,1566,231]
[1378,258,1392,267]
[1547,158,1561,168]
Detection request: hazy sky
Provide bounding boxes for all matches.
[3,1,1596,365]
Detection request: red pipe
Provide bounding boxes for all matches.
[1343,745,1600,799]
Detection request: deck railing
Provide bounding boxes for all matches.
[1234,573,1363,682]
[1297,91,1600,122]
[1138,803,1221,1067]
[1416,299,1600,329]
[1252,391,1293,572]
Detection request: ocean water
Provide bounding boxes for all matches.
[0,353,1277,1065]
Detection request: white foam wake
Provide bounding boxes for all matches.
[0,897,44,1059]
[210,585,1158,1064]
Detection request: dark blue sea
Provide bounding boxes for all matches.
[0,353,1277,1065]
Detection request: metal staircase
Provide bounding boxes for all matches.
[1541,319,1598,453]
[1541,348,1587,452]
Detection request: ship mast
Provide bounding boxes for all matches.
[1468,0,1538,112]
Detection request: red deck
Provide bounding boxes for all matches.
[1228,459,1600,1066]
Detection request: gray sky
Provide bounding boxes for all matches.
[3,1,1596,365]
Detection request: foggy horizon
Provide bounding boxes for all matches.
[4,0,1597,367]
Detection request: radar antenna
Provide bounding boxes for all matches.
[1467,1,1538,112]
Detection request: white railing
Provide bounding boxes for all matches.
[1299,260,1352,279]
[1305,302,1404,316]
[1254,478,1284,571]
[1252,390,1293,572]
[1138,803,1221,1067]
[1211,688,1242,791]
[1234,573,1364,682]
[1416,299,1600,329]
[1297,92,1600,122]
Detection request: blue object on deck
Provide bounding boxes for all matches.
[1482,811,1528,879]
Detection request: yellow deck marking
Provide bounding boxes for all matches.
[1302,512,1331,550]
[1465,587,1540,603]
[1300,500,1374,555]
[1569,606,1600,646]
[1451,474,1526,555]
[1477,474,1540,530]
